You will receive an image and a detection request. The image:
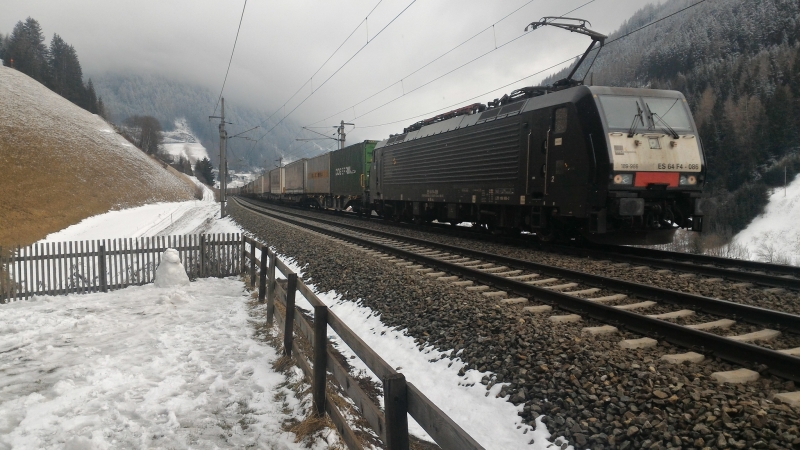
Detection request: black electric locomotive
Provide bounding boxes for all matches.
[369,84,705,244]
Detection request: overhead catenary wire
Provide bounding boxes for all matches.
[258,0,387,128]
[255,0,581,160]
[355,0,710,130]
[305,0,597,128]
[252,0,416,144]
[266,0,591,159]
[212,0,248,116]
[281,0,596,159]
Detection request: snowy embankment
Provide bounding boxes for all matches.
[273,254,570,450]
[39,178,225,242]
[733,175,800,265]
[0,278,330,449]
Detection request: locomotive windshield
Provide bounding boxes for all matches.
[642,97,693,131]
[597,95,693,133]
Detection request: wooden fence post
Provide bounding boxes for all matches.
[283,273,297,357]
[250,240,256,288]
[98,243,108,293]
[241,235,246,274]
[266,250,276,325]
[258,244,268,303]
[199,235,206,278]
[313,305,328,417]
[0,246,5,303]
[384,373,410,450]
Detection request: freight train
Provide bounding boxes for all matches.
[236,140,377,212]
[236,20,706,245]
[236,83,705,245]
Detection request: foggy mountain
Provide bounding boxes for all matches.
[92,73,332,171]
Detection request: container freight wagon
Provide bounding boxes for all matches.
[284,159,307,201]
[257,175,269,195]
[269,167,285,195]
[330,140,377,211]
[305,153,331,206]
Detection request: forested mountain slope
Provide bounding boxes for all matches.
[92,73,313,171]
[543,0,800,239]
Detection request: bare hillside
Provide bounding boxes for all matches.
[0,66,197,247]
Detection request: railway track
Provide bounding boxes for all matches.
[540,242,800,292]
[233,196,800,385]
[238,196,800,292]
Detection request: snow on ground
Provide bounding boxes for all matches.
[0,278,331,449]
[733,176,800,265]
[272,253,571,450]
[187,175,216,202]
[39,201,237,242]
[39,179,228,243]
[28,193,570,448]
[162,118,210,166]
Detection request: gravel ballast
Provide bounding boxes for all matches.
[230,200,800,449]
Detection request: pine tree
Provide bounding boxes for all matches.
[47,33,84,104]
[97,96,110,121]
[0,33,7,63]
[83,78,98,114]
[4,18,49,82]
[125,115,163,154]
[194,158,214,186]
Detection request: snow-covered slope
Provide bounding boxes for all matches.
[733,177,800,265]
[162,118,210,165]
[39,179,231,242]
[0,66,197,247]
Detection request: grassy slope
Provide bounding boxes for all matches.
[0,66,196,247]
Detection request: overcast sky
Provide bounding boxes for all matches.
[2,0,658,145]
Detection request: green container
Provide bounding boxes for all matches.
[330,140,377,196]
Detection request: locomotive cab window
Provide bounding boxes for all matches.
[642,97,692,132]
[597,95,693,132]
[553,107,568,134]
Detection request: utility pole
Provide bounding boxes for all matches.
[209,98,231,218]
[296,120,353,149]
[336,120,354,150]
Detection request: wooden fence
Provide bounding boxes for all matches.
[242,236,484,450]
[0,233,241,302]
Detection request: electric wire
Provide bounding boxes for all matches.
[276,0,594,157]
[258,0,387,128]
[212,0,248,116]
[253,0,416,143]
[356,0,709,130]
[306,0,596,128]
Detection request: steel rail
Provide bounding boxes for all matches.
[233,197,800,382]
[583,242,800,277]
[541,243,800,290]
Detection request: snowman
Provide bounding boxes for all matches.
[154,248,190,288]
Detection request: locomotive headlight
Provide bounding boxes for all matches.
[613,174,634,185]
[679,175,697,185]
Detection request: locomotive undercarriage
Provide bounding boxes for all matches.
[375,193,701,245]
[582,194,701,245]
